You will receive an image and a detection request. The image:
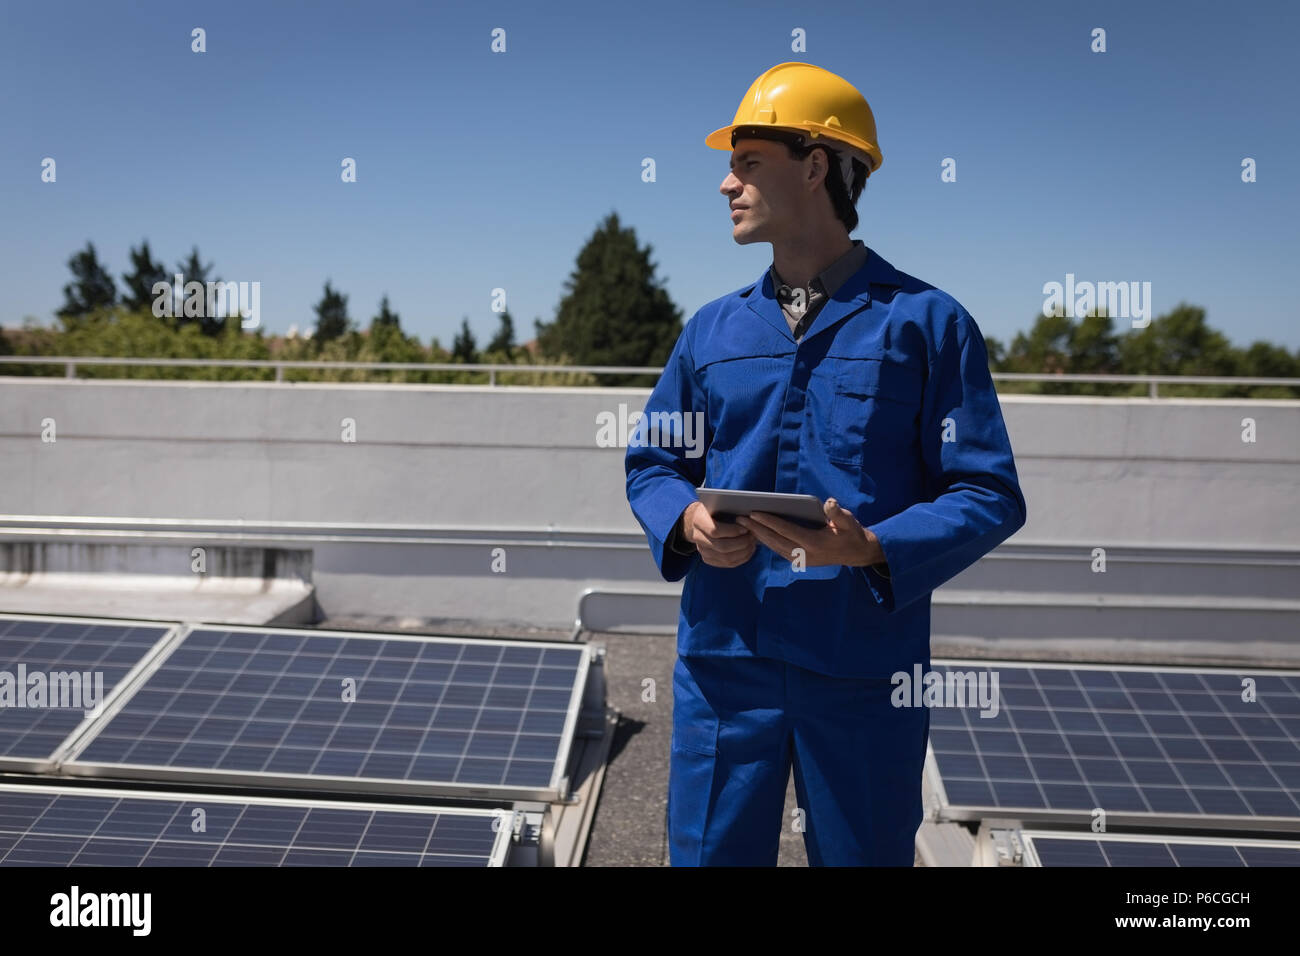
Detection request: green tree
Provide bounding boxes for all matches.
[1001,311,1074,392]
[58,241,117,318]
[1070,313,1120,373]
[487,309,516,357]
[121,240,169,313]
[359,319,429,382]
[1222,340,1300,398]
[451,317,478,363]
[998,310,1125,394]
[173,245,223,336]
[1066,312,1122,394]
[534,211,683,385]
[313,280,352,345]
[1240,340,1298,378]
[370,294,401,332]
[984,335,1005,368]
[1009,312,1072,370]
[1118,303,1239,395]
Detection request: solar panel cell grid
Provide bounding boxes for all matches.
[0,789,500,867]
[930,664,1300,822]
[1029,835,1300,867]
[73,628,584,793]
[0,618,172,761]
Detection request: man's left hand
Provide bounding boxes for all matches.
[735,498,886,568]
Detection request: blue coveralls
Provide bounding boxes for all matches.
[625,245,1027,865]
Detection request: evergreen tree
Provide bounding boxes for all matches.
[984,335,1005,368]
[1070,313,1121,374]
[58,241,117,318]
[313,280,352,344]
[534,211,683,384]
[451,317,478,362]
[121,240,169,313]
[370,294,401,332]
[173,246,223,336]
[1004,312,1073,379]
[487,309,516,356]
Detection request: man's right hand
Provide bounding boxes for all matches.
[681,501,755,568]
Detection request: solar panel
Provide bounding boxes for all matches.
[63,625,590,800]
[0,615,178,771]
[1022,830,1300,867]
[0,783,511,866]
[926,660,1300,831]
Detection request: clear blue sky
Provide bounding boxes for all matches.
[3,0,1297,349]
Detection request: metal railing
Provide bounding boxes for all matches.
[0,355,661,385]
[1,356,1298,397]
[990,372,1300,398]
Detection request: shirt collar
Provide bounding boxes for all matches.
[745,242,904,344]
[769,239,871,303]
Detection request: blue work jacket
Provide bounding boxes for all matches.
[625,245,1027,679]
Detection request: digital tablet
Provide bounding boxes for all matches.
[696,488,828,528]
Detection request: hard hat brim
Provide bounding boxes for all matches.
[705,126,736,151]
[705,123,882,174]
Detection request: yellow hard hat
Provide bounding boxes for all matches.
[706,62,883,177]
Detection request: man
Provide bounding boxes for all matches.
[625,62,1027,866]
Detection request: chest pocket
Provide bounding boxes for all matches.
[825,357,923,466]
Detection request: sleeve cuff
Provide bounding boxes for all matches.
[668,517,698,555]
[857,524,901,612]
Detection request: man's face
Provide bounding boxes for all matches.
[718,138,810,244]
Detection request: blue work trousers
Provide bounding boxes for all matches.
[668,653,930,866]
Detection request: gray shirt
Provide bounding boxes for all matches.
[771,238,871,342]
